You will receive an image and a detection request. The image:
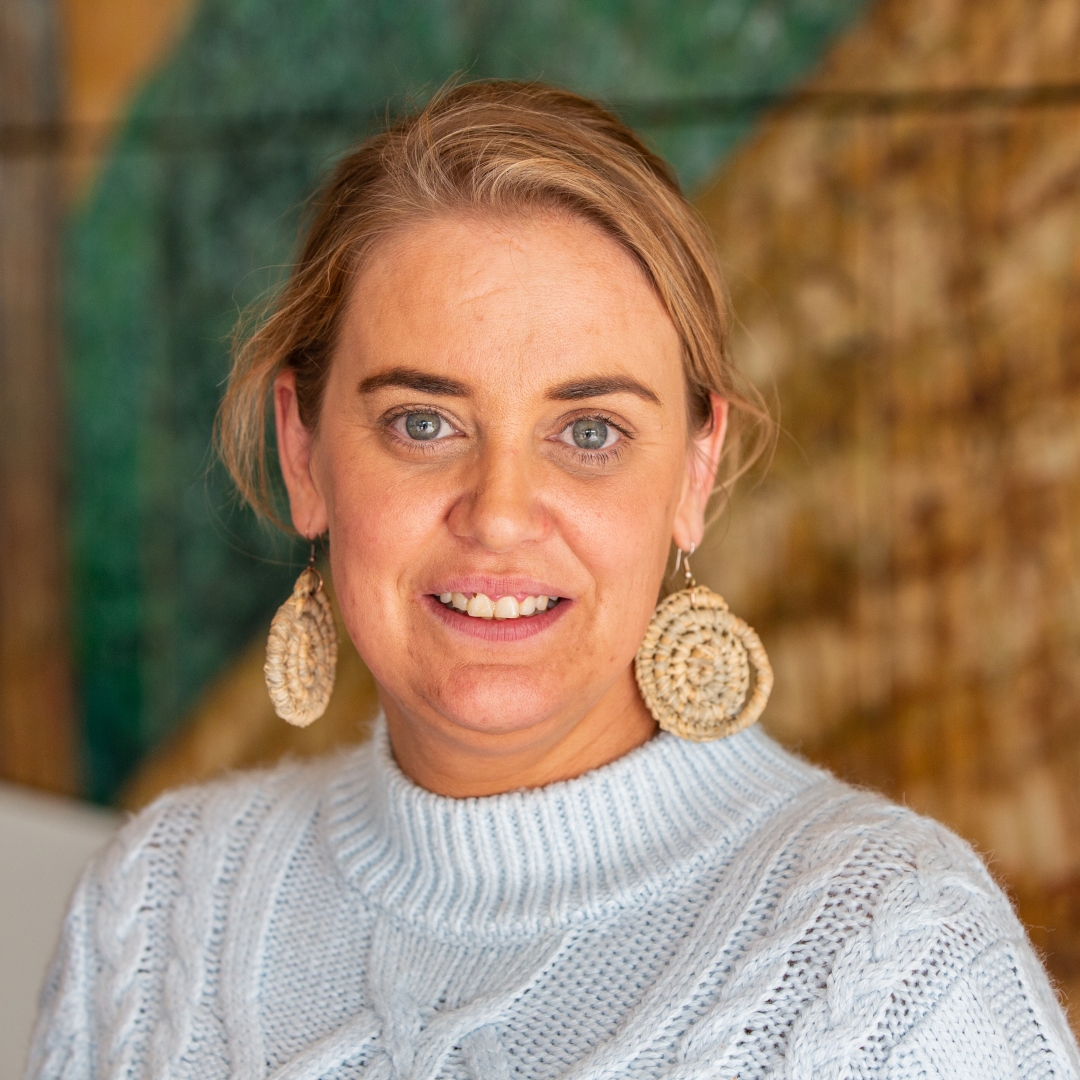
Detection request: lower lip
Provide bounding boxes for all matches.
[423,594,570,641]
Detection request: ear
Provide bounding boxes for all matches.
[274,369,328,539]
[672,393,728,553]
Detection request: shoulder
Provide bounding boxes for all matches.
[748,740,1022,974]
[25,750,364,1079]
[741,731,1005,912]
[89,754,356,1016]
[83,752,351,951]
[28,748,368,1078]
[89,750,347,894]
[724,737,1078,1074]
[686,726,1013,948]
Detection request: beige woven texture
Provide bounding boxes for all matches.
[635,586,774,742]
[695,0,1080,1029]
[264,567,338,728]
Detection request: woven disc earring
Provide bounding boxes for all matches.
[635,546,773,742]
[264,541,338,727]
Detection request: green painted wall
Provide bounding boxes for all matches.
[68,0,869,801]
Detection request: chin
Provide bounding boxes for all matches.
[427,665,570,737]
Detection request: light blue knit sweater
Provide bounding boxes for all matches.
[27,719,1080,1078]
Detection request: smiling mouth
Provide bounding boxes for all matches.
[434,591,563,620]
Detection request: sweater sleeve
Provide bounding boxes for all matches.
[23,794,178,1080]
[23,866,97,1080]
[885,935,1080,1079]
[23,770,287,1080]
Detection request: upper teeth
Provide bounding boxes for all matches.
[438,592,556,619]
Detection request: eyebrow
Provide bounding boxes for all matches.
[357,367,471,397]
[547,376,661,406]
[357,366,661,406]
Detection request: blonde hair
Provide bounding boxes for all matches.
[217,80,772,525]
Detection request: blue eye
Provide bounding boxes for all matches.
[404,412,443,440]
[571,417,609,450]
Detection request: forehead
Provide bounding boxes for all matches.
[337,210,683,396]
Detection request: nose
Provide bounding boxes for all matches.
[446,440,549,553]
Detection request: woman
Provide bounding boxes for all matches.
[29,82,1079,1079]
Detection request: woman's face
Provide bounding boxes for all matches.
[277,211,726,791]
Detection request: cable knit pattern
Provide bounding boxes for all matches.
[25,720,1080,1079]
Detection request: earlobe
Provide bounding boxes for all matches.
[274,370,329,538]
[671,393,728,553]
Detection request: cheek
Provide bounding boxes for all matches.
[552,455,682,627]
[318,434,446,608]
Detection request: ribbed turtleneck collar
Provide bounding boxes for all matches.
[321,719,823,939]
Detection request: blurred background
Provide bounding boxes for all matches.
[2,0,1079,1067]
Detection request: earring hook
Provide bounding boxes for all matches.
[675,543,697,604]
[305,537,325,592]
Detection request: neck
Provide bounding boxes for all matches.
[381,666,658,797]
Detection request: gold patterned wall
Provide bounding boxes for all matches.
[696,0,1080,1022]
